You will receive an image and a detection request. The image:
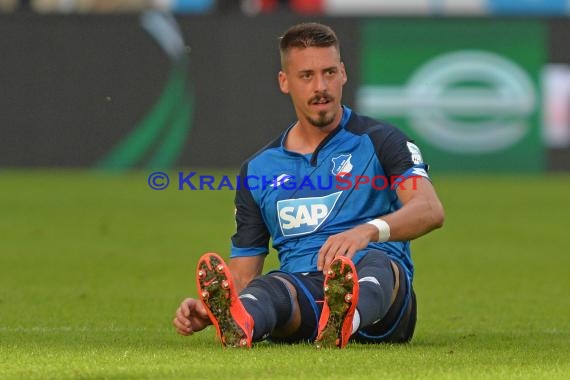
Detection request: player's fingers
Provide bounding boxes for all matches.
[174,307,192,330]
[173,317,190,335]
[173,316,182,329]
[338,236,359,257]
[332,238,351,256]
[180,298,193,317]
[317,239,334,270]
[185,299,205,319]
[177,315,191,328]
[320,240,341,271]
[317,251,326,271]
[176,326,192,336]
[345,245,358,260]
[194,301,209,320]
[175,312,190,326]
[322,242,343,272]
[324,240,354,271]
[176,307,189,324]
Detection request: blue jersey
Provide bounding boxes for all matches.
[230,106,429,280]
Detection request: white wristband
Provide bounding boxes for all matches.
[366,219,391,242]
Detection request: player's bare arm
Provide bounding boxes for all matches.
[229,255,265,293]
[317,177,444,271]
[382,177,444,241]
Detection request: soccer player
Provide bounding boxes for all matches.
[173,22,444,348]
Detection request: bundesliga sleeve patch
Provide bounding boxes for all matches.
[392,164,431,189]
[410,167,429,178]
[406,142,424,165]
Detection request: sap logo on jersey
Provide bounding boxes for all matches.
[277,192,342,236]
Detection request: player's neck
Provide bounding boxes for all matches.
[285,111,342,155]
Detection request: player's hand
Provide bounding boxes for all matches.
[317,223,377,273]
[173,297,211,336]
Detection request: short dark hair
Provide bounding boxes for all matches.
[279,23,340,68]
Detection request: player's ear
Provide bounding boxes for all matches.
[341,62,348,85]
[278,71,289,94]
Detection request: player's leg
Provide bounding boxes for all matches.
[225,270,328,343]
[352,250,396,332]
[237,273,301,341]
[263,271,324,344]
[353,251,416,343]
[314,250,412,348]
[196,253,318,346]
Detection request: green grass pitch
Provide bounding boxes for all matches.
[0,170,569,379]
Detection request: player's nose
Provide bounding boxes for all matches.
[313,73,328,93]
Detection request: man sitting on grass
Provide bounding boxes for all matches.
[173,22,444,348]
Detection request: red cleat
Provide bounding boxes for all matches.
[196,253,254,348]
[315,256,359,349]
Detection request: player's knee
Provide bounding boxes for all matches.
[356,250,392,273]
[242,273,301,336]
[356,251,394,288]
[241,275,296,324]
[244,275,291,300]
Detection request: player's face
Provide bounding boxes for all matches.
[279,46,347,129]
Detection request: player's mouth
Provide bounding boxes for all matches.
[309,95,333,109]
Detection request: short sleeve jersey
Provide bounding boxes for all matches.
[230,106,429,280]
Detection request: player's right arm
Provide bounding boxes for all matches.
[229,161,270,290]
[229,255,265,293]
[173,255,264,336]
[173,161,269,336]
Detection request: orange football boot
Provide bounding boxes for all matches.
[196,253,254,348]
[315,256,359,349]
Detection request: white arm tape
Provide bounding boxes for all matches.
[366,219,391,242]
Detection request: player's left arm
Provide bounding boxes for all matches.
[317,180,443,271]
[380,176,444,241]
[318,126,444,272]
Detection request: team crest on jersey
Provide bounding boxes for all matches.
[331,154,353,177]
[276,191,342,237]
